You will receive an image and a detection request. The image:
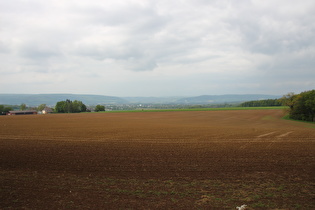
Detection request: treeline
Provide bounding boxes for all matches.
[0,104,47,115]
[1,99,105,114]
[239,90,315,122]
[240,99,282,107]
[0,103,53,115]
[282,90,315,122]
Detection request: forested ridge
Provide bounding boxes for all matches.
[240,99,282,107]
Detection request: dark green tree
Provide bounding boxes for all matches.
[55,101,67,113]
[284,90,315,122]
[289,90,315,122]
[72,100,87,113]
[65,99,73,113]
[95,105,105,112]
[37,104,46,111]
[0,105,13,115]
[4,106,12,113]
[0,105,5,115]
[20,103,27,111]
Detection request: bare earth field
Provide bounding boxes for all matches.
[0,109,314,209]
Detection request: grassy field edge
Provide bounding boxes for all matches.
[89,106,287,113]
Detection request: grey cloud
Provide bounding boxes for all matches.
[68,1,234,70]
[225,2,315,55]
[18,42,61,59]
[61,1,232,71]
[0,41,10,53]
[1,0,314,96]
[125,57,158,71]
[88,4,165,29]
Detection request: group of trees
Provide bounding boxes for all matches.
[0,105,13,115]
[54,100,107,113]
[240,99,282,107]
[94,105,105,112]
[281,90,315,122]
[55,99,87,113]
[54,100,106,113]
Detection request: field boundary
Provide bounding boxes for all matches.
[90,106,287,113]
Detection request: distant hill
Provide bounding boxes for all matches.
[121,96,182,104]
[0,94,128,106]
[175,94,281,104]
[0,93,282,106]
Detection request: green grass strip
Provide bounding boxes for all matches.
[98,106,287,113]
[282,114,315,127]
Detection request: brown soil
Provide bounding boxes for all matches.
[0,110,314,209]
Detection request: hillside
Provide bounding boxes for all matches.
[121,96,182,104]
[176,94,281,104]
[0,93,281,106]
[0,94,128,106]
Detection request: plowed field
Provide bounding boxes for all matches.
[1,109,314,209]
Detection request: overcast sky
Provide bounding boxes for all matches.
[1,0,314,97]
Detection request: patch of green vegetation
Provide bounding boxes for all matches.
[282,114,315,128]
[261,115,276,120]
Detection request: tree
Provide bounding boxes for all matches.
[0,105,5,115]
[280,92,298,109]
[37,104,46,111]
[65,99,73,113]
[72,100,87,113]
[4,106,12,113]
[0,105,13,115]
[95,105,105,112]
[20,103,27,111]
[285,90,315,122]
[55,101,67,113]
